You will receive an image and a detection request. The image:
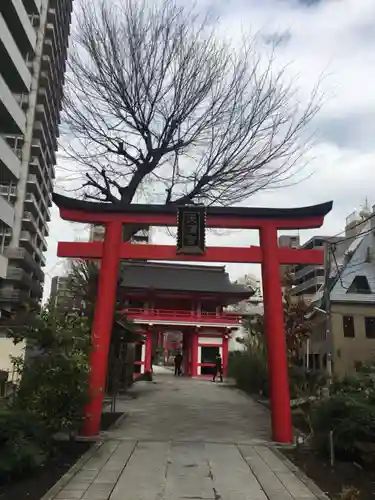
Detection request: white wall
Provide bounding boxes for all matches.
[0,336,24,377]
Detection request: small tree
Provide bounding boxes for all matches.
[61,0,319,223]
[65,259,137,390]
[7,303,91,437]
[283,272,312,361]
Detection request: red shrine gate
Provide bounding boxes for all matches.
[53,193,332,444]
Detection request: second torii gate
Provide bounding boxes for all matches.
[53,193,333,443]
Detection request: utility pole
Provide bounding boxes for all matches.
[323,241,333,388]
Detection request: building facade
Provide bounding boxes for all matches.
[297,203,375,377]
[0,0,73,314]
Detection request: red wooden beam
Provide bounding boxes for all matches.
[57,241,324,265]
[59,207,325,230]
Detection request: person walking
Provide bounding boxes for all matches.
[212,353,223,382]
[174,352,183,376]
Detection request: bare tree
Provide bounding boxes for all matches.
[61,0,319,207]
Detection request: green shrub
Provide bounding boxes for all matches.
[311,394,375,460]
[332,363,375,404]
[0,408,48,483]
[228,350,269,397]
[8,305,91,436]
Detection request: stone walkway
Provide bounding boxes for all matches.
[47,368,327,500]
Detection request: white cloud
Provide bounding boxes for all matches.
[45,0,374,293]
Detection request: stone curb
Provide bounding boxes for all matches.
[273,446,331,500]
[40,441,103,500]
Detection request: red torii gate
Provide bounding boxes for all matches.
[53,193,333,443]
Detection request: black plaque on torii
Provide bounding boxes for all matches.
[176,205,206,255]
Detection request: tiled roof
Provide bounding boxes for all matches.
[119,262,252,296]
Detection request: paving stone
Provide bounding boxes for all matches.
[81,442,119,471]
[52,373,324,500]
[56,490,85,499]
[109,374,270,443]
[254,445,291,473]
[205,443,267,500]
[62,482,89,492]
[72,470,99,482]
[163,442,214,499]
[93,470,122,484]
[82,483,114,500]
[276,472,318,499]
[109,441,169,500]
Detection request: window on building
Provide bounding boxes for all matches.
[128,299,145,308]
[365,317,375,339]
[342,315,355,338]
[322,354,327,369]
[308,354,314,370]
[314,354,321,370]
[347,275,372,294]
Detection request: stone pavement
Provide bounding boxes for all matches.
[48,369,327,500]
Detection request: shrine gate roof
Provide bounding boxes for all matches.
[53,193,332,219]
[119,261,252,297]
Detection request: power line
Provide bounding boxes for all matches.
[329,225,374,247]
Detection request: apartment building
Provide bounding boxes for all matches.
[50,275,79,311]
[289,203,375,378]
[48,225,155,314]
[278,234,300,293]
[0,0,73,315]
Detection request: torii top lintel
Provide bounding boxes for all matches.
[53,194,333,231]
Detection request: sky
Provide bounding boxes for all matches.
[43,0,375,299]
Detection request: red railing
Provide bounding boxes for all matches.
[119,308,241,324]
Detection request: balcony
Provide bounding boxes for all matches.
[6,266,43,296]
[35,102,58,151]
[0,254,7,279]
[291,275,325,296]
[1,0,37,56]
[29,154,54,191]
[0,195,14,227]
[0,14,31,92]
[293,264,323,281]
[4,246,44,281]
[20,0,41,15]
[19,230,47,260]
[6,265,31,285]
[24,192,51,223]
[119,308,242,327]
[37,88,59,140]
[33,121,56,166]
[0,287,23,302]
[27,174,51,212]
[22,211,47,249]
[0,134,21,181]
[0,73,26,134]
[0,184,17,198]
